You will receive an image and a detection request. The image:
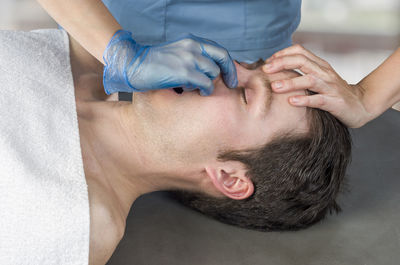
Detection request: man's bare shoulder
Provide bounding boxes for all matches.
[86,175,126,265]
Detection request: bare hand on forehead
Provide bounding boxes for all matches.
[262,44,372,128]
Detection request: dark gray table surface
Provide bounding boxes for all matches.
[108,108,399,265]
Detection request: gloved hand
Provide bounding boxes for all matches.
[103,30,238,96]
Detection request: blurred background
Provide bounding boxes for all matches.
[294,0,399,83]
[1,0,399,84]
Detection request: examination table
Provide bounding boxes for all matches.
[109,96,399,265]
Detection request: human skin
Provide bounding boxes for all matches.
[71,38,309,264]
[69,35,117,102]
[38,0,121,63]
[263,44,400,128]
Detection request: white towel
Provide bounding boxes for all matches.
[0,29,90,265]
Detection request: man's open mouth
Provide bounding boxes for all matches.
[171,86,202,96]
[173,87,184,94]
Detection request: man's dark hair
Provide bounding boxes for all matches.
[170,60,352,232]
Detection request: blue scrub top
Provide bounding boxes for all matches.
[102,0,301,63]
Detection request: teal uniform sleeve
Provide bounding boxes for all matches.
[102,0,301,63]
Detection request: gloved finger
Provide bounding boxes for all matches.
[195,55,221,80]
[266,44,330,69]
[271,74,328,94]
[182,71,214,96]
[201,42,238,88]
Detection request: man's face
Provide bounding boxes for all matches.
[131,61,309,166]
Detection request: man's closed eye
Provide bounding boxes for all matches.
[239,86,248,104]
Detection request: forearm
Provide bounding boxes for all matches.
[357,48,400,120]
[37,0,121,64]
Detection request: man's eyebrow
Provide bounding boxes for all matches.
[255,73,273,117]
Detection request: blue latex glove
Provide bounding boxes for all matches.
[103,30,238,96]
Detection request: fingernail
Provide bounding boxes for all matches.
[263,63,273,72]
[272,81,283,90]
[290,97,300,104]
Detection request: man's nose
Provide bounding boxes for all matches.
[233,61,253,87]
[211,61,252,91]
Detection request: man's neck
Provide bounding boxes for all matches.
[76,100,208,221]
[77,101,144,219]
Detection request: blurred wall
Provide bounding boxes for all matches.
[294,0,400,83]
[0,0,57,30]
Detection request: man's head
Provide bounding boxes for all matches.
[130,59,351,231]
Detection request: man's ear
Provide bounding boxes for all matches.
[205,161,254,200]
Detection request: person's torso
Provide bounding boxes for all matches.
[102,0,301,62]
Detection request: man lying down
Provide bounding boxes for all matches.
[0,29,351,265]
